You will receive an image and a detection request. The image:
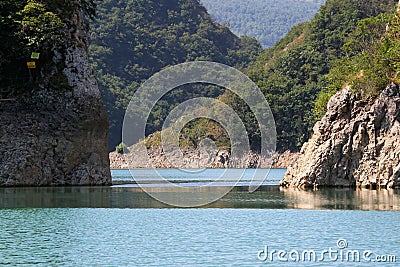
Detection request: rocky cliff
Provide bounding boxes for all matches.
[281,85,400,189]
[0,1,111,186]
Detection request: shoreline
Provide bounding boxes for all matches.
[109,150,299,169]
[110,167,289,170]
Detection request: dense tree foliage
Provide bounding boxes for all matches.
[201,0,325,47]
[89,0,262,150]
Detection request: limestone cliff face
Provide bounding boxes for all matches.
[281,85,400,189]
[0,2,111,186]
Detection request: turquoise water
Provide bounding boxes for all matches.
[111,168,286,183]
[0,209,399,266]
[0,169,399,266]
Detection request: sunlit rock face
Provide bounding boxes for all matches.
[282,85,400,189]
[0,1,111,186]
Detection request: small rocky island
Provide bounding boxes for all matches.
[0,0,111,186]
[282,85,400,189]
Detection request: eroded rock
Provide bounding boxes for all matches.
[281,86,400,189]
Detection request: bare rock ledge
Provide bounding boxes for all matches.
[109,149,298,169]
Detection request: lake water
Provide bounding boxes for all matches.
[111,168,286,184]
[0,169,399,266]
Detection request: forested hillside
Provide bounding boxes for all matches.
[90,0,398,153]
[242,0,397,151]
[89,0,262,149]
[201,0,325,47]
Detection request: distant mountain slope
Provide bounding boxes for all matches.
[89,0,262,150]
[142,0,396,155]
[201,0,325,47]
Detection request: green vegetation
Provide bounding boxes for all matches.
[143,118,230,150]
[322,11,400,100]
[89,0,262,150]
[115,142,129,154]
[201,0,325,47]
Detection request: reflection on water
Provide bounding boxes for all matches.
[0,186,399,210]
[281,188,400,210]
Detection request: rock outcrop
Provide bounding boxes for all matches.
[281,85,400,189]
[0,1,111,186]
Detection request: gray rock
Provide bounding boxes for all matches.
[281,86,400,189]
[382,82,399,97]
[0,1,111,186]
